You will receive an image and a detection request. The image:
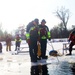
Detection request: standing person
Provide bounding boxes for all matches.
[5,35,12,51]
[15,35,22,51]
[39,19,51,59]
[66,29,75,55]
[0,42,2,53]
[26,18,39,62]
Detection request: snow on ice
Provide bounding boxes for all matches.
[0,39,75,75]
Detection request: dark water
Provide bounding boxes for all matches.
[70,63,75,75]
[30,61,73,75]
[31,65,49,75]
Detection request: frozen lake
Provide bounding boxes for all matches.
[0,40,75,75]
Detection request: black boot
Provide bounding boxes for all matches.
[31,57,37,62]
[37,56,41,60]
[42,56,48,59]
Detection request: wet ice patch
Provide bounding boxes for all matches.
[48,61,73,75]
[57,61,73,75]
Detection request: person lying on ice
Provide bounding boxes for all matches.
[66,29,75,55]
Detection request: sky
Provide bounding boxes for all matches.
[0,0,75,33]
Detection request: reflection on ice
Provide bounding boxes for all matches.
[48,61,73,75]
[30,61,73,75]
[0,41,75,75]
[31,65,49,75]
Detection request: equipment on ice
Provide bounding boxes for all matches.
[37,42,41,57]
[49,50,58,57]
[48,41,59,63]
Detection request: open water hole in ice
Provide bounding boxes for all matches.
[30,61,73,75]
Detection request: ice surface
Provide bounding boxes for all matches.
[0,40,75,75]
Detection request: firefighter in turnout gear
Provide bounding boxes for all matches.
[15,35,22,51]
[66,29,75,55]
[39,19,51,59]
[26,18,39,62]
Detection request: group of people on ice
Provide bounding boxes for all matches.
[25,18,75,62]
[0,34,22,53]
[0,18,75,63]
[5,34,22,51]
[25,18,51,62]
[0,18,51,63]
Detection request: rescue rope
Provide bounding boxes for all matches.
[47,41,63,56]
[47,41,60,63]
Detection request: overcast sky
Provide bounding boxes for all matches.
[0,0,75,33]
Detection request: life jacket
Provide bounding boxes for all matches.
[40,27,47,37]
[15,37,21,43]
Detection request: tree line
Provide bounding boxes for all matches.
[50,24,72,38]
[0,25,25,41]
[0,7,75,41]
[50,7,74,39]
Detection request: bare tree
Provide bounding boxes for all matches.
[54,7,70,31]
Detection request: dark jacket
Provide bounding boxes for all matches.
[0,42,2,50]
[69,30,75,43]
[26,21,39,39]
[39,24,51,39]
[6,37,11,45]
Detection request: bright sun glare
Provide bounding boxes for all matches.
[0,0,75,32]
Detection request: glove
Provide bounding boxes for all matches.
[48,38,51,41]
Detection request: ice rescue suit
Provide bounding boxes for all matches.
[26,20,39,62]
[68,30,75,55]
[39,24,51,59]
